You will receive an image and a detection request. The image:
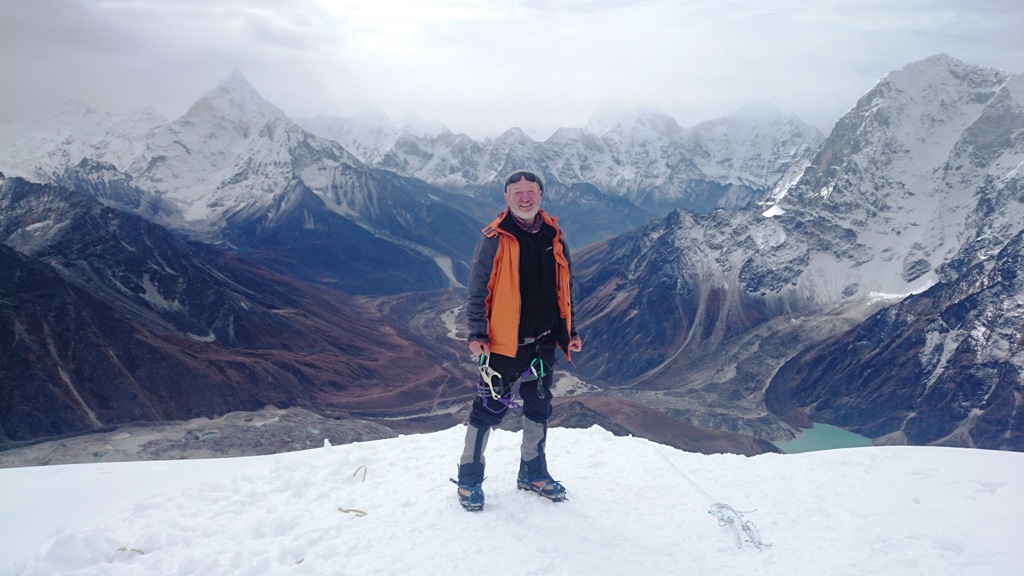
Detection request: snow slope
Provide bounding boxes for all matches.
[2,426,1021,575]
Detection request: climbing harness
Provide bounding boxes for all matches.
[476,354,547,412]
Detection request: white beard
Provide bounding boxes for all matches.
[509,204,539,221]
[509,207,540,220]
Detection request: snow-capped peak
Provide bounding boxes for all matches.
[585,108,684,140]
[351,105,394,127]
[126,71,325,228]
[768,54,1022,296]
[398,113,449,139]
[0,102,167,182]
[884,53,1004,94]
[181,70,286,135]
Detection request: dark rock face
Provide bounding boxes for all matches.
[3,56,1022,457]
[541,182,656,249]
[767,231,1024,451]
[566,55,1024,452]
[550,396,780,456]
[0,177,472,446]
[221,178,452,295]
[59,158,479,296]
[572,208,806,386]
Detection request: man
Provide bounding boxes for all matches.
[452,168,583,512]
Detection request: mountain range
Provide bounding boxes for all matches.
[569,54,1023,449]
[297,100,822,214]
[0,176,476,447]
[1,53,1021,456]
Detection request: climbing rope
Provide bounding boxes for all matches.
[338,465,369,517]
[338,507,367,517]
[709,503,769,551]
[353,465,367,482]
[642,439,771,551]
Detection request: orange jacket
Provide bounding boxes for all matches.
[468,209,575,359]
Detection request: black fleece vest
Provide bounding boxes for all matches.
[499,215,559,344]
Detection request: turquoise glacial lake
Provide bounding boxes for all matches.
[772,423,873,454]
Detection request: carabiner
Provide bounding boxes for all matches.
[529,357,545,378]
[478,354,503,400]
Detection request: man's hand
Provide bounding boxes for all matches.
[568,336,582,353]
[469,340,490,356]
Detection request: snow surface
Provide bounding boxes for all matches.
[1,426,1021,576]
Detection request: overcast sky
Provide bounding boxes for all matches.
[1,0,1021,139]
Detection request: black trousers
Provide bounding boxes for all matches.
[458,341,557,486]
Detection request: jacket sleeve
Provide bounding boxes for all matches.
[562,237,579,339]
[466,234,498,342]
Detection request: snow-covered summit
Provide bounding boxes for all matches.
[126,74,296,225]
[179,70,286,136]
[0,102,166,182]
[294,101,823,217]
[585,108,686,141]
[398,113,449,139]
[766,53,1023,294]
[1,426,1021,575]
[296,107,452,168]
[689,104,821,188]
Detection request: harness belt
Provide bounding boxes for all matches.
[520,330,552,347]
[477,354,548,412]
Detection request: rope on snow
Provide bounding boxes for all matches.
[337,465,369,516]
[640,438,771,551]
[353,465,368,482]
[709,503,770,551]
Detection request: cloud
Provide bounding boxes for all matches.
[1,0,1021,138]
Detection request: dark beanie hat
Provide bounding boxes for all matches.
[502,169,544,193]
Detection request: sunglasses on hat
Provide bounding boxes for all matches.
[505,171,543,191]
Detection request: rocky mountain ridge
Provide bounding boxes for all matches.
[2,54,1021,457]
[1,73,485,295]
[298,102,824,217]
[571,54,1023,447]
[0,173,775,457]
[0,68,827,457]
[1,75,823,254]
[0,176,473,445]
[767,230,1024,451]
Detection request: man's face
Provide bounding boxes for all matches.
[505,178,542,220]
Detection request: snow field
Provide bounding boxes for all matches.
[1,425,1022,575]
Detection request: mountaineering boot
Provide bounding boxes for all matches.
[517,451,566,502]
[455,425,490,511]
[451,479,485,511]
[453,460,486,511]
[516,475,567,502]
[516,418,566,501]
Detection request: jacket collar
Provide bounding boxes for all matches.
[483,208,560,238]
